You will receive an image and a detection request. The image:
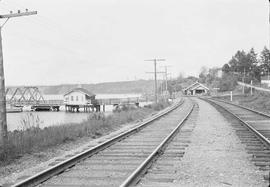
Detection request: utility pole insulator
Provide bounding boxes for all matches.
[0,10,37,19]
[0,8,37,151]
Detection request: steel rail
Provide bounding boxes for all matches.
[210,97,270,118]
[204,98,270,147]
[12,99,185,187]
[120,102,195,187]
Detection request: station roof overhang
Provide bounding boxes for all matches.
[183,82,209,91]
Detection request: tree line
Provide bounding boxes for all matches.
[222,47,270,82]
[164,47,270,94]
[197,47,270,92]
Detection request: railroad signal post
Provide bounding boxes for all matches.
[0,9,37,150]
[145,59,165,103]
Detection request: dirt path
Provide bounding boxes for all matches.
[174,98,267,186]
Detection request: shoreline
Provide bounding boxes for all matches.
[6,101,154,132]
[0,101,170,185]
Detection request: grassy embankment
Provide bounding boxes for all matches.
[0,101,170,165]
[215,91,270,114]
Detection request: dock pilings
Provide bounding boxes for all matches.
[65,104,105,113]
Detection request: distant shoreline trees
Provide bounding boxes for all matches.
[165,47,270,93]
[222,47,270,82]
[196,47,270,92]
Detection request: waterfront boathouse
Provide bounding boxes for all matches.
[64,88,97,112]
[183,82,209,96]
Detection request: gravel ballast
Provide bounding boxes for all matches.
[174,98,267,186]
[0,109,162,185]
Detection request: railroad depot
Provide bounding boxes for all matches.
[183,82,209,96]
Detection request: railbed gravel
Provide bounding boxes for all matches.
[173,98,267,186]
[0,110,160,186]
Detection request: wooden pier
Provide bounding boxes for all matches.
[64,97,145,113]
[6,86,150,113]
[8,100,63,111]
[65,104,98,112]
[7,97,146,113]
[96,97,140,106]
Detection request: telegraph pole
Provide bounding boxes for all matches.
[0,9,37,150]
[0,25,7,150]
[161,65,171,93]
[146,70,165,100]
[145,59,165,103]
[242,67,246,94]
[269,0,270,50]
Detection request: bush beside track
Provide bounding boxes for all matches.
[213,91,270,115]
[0,100,171,165]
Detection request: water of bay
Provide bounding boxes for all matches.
[7,93,144,131]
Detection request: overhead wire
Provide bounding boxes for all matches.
[1,0,91,43]
[0,0,96,64]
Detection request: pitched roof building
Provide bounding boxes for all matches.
[183,82,209,96]
[64,88,96,106]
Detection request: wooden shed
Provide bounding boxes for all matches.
[183,82,209,96]
[64,88,96,112]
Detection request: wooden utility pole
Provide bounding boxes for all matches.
[145,59,165,103]
[0,26,7,150]
[250,80,253,95]
[269,0,270,51]
[242,67,246,94]
[0,9,37,149]
[146,70,165,101]
[161,65,171,94]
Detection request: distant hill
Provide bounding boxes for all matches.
[33,80,157,95]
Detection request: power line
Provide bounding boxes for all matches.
[0,2,91,61]
[0,9,37,150]
[0,1,91,44]
[160,65,171,94]
[145,58,165,103]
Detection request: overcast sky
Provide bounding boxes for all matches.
[0,0,269,86]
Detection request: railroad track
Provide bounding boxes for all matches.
[205,98,270,181]
[11,98,195,187]
[137,102,199,186]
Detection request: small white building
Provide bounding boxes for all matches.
[183,82,209,96]
[261,76,270,87]
[64,88,96,112]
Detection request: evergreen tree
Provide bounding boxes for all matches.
[247,48,258,67]
[199,66,208,83]
[260,46,270,76]
[246,48,259,81]
[222,64,230,73]
[228,56,238,72]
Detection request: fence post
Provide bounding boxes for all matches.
[250,80,253,95]
[230,91,233,102]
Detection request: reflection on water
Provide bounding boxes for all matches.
[7,111,91,131]
[7,94,148,132]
